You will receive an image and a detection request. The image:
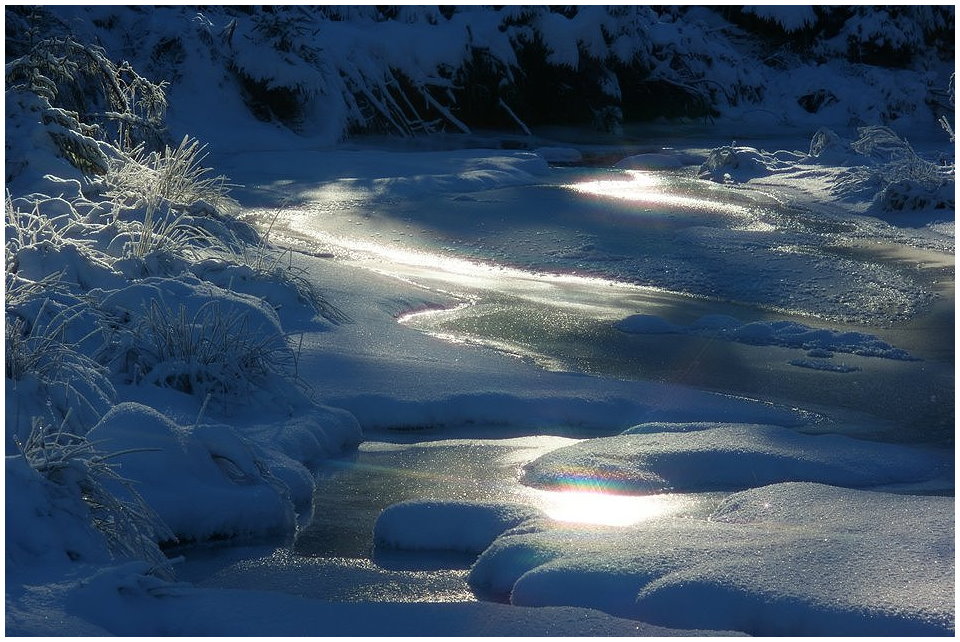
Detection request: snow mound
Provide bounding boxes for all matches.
[469,483,954,636]
[521,424,950,494]
[615,313,916,360]
[87,403,297,543]
[374,500,543,554]
[697,145,800,183]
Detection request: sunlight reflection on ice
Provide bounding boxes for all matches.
[529,489,686,527]
[568,170,751,216]
[288,220,672,296]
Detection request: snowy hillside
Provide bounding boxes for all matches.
[5,4,955,637]
[5,5,954,150]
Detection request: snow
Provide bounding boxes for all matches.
[5,4,953,638]
[7,558,735,637]
[6,456,112,568]
[87,403,297,543]
[469,483,953,636]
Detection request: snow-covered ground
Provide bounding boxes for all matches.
[6,5,954,637]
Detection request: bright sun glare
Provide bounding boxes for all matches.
[568,170,750,216]
[533,489,682,527]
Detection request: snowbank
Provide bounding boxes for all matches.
[6,456,112,568]
[469,482,954,636]
[374,500,543,554]
[521,424,951,494]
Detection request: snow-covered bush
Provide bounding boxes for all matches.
[726,6,953,68]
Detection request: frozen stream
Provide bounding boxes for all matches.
[272,164,954,442]
[180,148,953,622]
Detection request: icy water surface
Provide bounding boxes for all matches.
[272,166,953,442]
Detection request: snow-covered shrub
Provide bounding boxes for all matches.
[822,6,954,68]
[725,6,953,68]
[10,416,173,575]
[5,28,168,144]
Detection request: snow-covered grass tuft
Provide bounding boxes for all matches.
[103,135,241,264]
[116,300,302,409]
[105,136,238,215]
[5,299,117,441]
